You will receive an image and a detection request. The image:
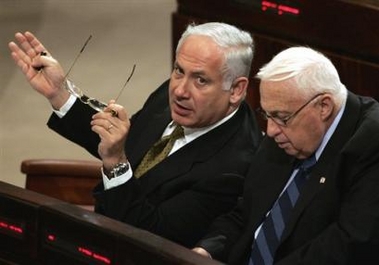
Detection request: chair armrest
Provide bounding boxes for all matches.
[21,159,102,206]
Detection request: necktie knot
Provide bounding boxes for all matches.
[168,124,184,142]
[297,154,317,172]
[134,125,184,178]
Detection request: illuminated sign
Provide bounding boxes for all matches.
[44,230,112,264]
[233,0,301,16]
[261,0,300,16]
[0,217,24,239]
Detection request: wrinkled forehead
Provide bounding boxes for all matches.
[259,79,305,111]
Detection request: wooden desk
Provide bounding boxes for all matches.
[0,181,223,265]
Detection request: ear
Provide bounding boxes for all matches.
[229,77,249,105]
[319,94,335,121]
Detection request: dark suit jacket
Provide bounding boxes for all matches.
[198,92,379,264]
[47,80,263,248]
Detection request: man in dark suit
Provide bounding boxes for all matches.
[9,22,262,248]
[194,46,379,264]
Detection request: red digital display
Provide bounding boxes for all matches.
[78,247,111,264]
[261,0,300,16]
[45,231,112,264]
[0,217,24,239]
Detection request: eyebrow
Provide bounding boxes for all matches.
[264,109,292,117]
[174,61,208,77]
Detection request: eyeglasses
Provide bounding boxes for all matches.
[62,35,136,113]
[257,93,325,127]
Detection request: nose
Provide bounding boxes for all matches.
[173,78,189,98]
[266,118,282,138]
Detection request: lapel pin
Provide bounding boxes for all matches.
[319,177,326,184]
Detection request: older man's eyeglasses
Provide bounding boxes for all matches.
[62,35,136,113]
[257,93,325,127]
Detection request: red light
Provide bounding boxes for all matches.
[262,0,277,9]
[278,4,300,15]
[78,246,111,264]
[261,1,300,16]
[47,234,56,241]
[0,220,23,234]
[9,225,23,234]
[93,253,112,264]
[78,247,93,256]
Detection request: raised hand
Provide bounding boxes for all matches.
[8,31,70,109]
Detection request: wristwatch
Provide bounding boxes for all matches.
[108,162,129,179]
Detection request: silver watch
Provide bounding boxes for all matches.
[109,162,129,179]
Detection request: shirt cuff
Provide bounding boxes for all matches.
[101,163,133,190]
[52,94,77,118]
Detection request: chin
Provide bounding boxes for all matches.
[283,147,299,157]
[172,115,190,127]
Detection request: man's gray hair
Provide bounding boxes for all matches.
[256,46,347,107]
[177,22,254,90]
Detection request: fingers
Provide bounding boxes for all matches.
[93,101,128,121]
[106,101,127,120]
[91,115,128,135]
[13,32,37,60]
[17,31,48,58]
[91,105,130,137]
[9,43,29,74]
[9,31,52,75]
[91,106,130,162]
[9,40,32,72]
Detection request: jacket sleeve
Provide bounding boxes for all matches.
[94,171,245,248]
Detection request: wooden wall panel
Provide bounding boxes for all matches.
[173,0,379,130]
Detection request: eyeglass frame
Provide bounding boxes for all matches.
[257,93,326,127]
[63,63,136,113]
[58,35,136,114]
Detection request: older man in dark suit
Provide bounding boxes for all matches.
[194,46,379,264]
[9,22,262,248]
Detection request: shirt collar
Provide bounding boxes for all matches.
[314,102,346,161]
[165,107,239,143]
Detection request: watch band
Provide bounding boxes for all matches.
[108,162,129,179]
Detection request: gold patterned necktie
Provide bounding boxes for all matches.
[134,125,184,178]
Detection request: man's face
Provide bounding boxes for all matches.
[169,35,234,128]
[260,79,326,159]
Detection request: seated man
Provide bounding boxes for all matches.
[194,46,379,263]
[9,22,262,248]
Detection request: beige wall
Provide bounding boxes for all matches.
[0,0,177,187]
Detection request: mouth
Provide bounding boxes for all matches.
[172,101,192,116]
[276,140,289,149]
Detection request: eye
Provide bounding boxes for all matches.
[196,76,207,86]
[173,65,183,76]
[273,113,290,122]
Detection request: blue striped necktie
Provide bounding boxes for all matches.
[249,155,316,265]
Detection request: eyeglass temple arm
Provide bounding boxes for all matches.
[63,35,93,80]
[114,64,136,103]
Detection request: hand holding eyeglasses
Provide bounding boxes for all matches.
[9,31,136,116]
[9,31,135,168]
[91,100,131,169]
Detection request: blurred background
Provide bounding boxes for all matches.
[0,0,177,187]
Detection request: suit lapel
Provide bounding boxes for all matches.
[281,92,362,241]
[139,104,248,195]
[128,107,172,167]
[244,138,295,236]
